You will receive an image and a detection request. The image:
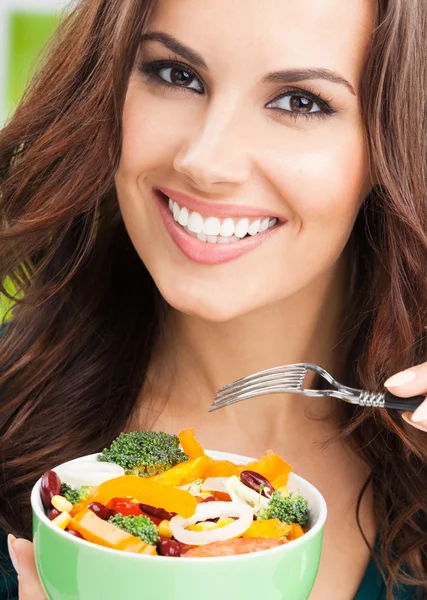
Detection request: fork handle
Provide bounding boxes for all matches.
[384,392,425,412]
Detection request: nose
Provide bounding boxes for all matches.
[173,97,252,191]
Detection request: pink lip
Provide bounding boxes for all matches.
[157,186,284,220]
[153,189,285,266]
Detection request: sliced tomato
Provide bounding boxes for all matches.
[106,498,143,517]
[183,537,286,558]
[212,491,232,502]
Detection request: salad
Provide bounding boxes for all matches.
[39,429,309,558]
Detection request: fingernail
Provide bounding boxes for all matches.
[7,534,19,574]
[384,370,416,388]
[411,400,427,423]
[402,411,427,432]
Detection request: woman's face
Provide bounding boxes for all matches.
[116,0,375,322]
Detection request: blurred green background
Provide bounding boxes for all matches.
[7,12,60,112]
[1,2,65,321]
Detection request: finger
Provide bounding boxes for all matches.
[402,411,427,432]
[384,362,427,398]
[8,536,47,600]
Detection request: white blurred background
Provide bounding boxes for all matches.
[0,0,71,124]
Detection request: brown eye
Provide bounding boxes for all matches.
[289,96,314,113]
[169,68,194,87]
[156,66,203,92]
[267,93,323,116]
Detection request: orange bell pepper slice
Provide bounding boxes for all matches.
[68,508,157,554]
[151,456,210,486]
[178,428,205,458]
[89,476,197,518]
[202,458,244,479]
[244,450,291,484]
[69,488,98,517]
[242,518,292,539]
[287,523,304,540]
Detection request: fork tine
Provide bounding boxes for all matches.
[209,382,302,412]
[212,374,304,406]
[212,366,307,407]
[216,364,307,394]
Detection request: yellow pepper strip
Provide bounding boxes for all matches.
[272,474,290,490]
[177,428,206,458]
[242,519,292,539]
[68,508,157,554]
[287,523,304,540]
[244,450,292,484]
[151,455,210,487]
[90,476,197,518]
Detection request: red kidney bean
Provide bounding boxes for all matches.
[40,470,62,509]
[47,508,61,521]
[157,536,182,557]
[88,502,116,521]
[139,503,177,521]
[240,470,275,498]
[67,529,84,539]
[140,511,162,526]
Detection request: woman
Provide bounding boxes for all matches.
[0,0,426,598]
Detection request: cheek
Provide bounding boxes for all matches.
[266,122,368,228]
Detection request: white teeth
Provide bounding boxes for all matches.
[178,206,189,227]
[167,198,278,243]
[247,219,260,236]
[188,211,204,233]
[203,217,221,236]
[259,218,269,233]
[220,218,235,237]
[173,201,180,221]
[234,218,249,238]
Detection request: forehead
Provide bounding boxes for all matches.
[148,0,376,86]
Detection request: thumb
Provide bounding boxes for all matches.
[8,535,47,600]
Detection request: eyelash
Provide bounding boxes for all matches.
[137,59,337,121]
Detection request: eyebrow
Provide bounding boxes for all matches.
[141,32,356,96]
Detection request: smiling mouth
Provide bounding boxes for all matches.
[157,191,279,245]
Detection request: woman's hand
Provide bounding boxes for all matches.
[385,361,427,432]
[8,535,47,599]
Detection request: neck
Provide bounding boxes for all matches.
[140,259,350,458]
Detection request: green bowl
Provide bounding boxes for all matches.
[32,450,327,600]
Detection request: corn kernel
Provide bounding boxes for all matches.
[51,512,72,530]
[158,520,173,538]
[277,486,289,497]
[216,517,235,528]
[51,495,73,513]
[187,521,218,532]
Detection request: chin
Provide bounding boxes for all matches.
[154,275,253,323]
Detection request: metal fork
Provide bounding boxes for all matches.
[209,363,425,412]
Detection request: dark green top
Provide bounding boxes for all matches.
[0,529,418,599]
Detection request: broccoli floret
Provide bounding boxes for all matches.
[259,491,309,527]
[61,483,93,505]
[108,514,160,546]
[98,431,188,477]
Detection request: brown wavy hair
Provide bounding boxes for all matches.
[0,0,426,597]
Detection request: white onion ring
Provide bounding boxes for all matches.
[169,500,253,545]
[54,461,125,487]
